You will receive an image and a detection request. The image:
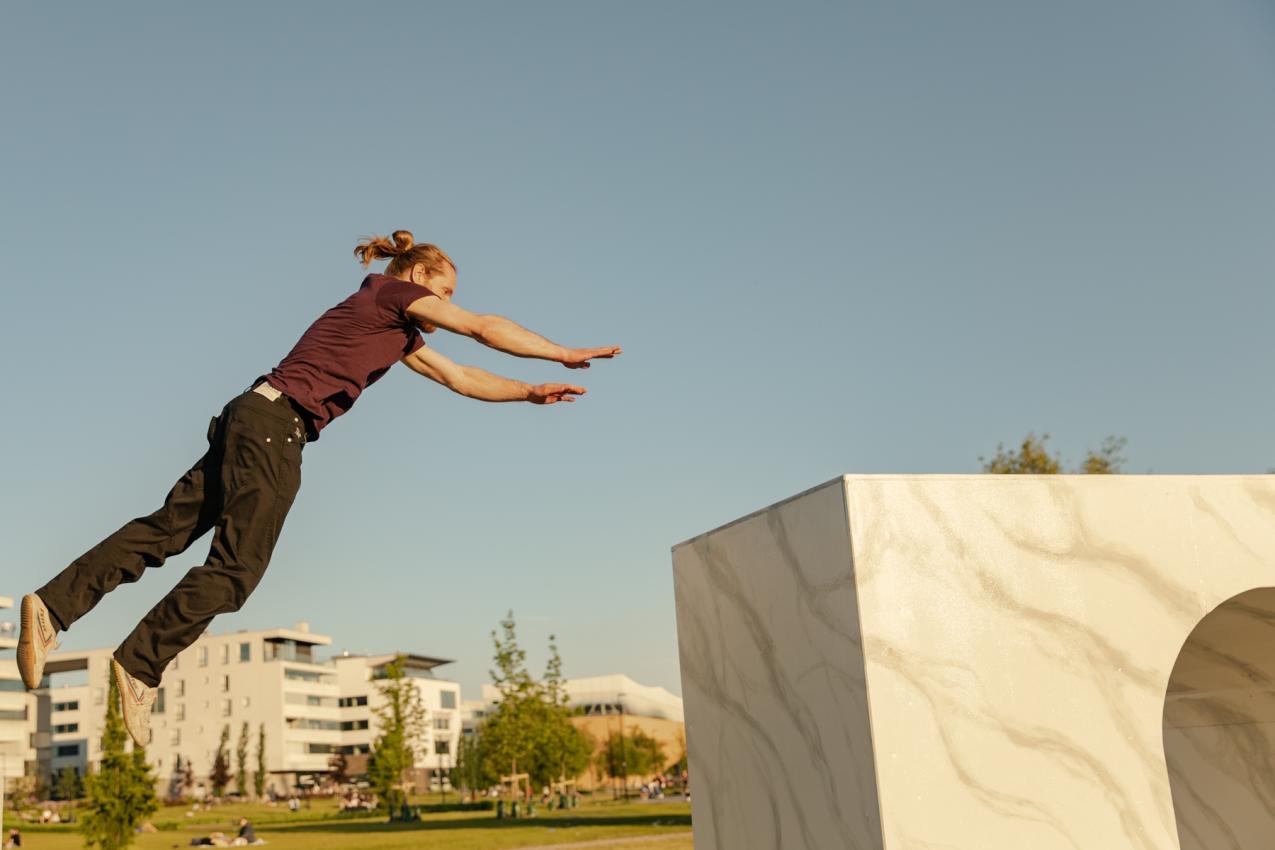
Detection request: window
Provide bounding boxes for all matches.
[221,675,231,693]
[0,708,26,721]
[220,644,230,664]
[338,695,368,708]
[284,669,329,683]
[298,743,369,756]
[240,642,251,662]
[0,680,25,693]
[339,719,369,731]
[53,701,79,712]
[170,729,181,746]
[440,690,457,710]
[221,699,232,717]
[372,664,433,680]
[154,688,166,715]
[171,655,179,670]
[433,717,450,731]
[285,693,336,708]
[263,639,313,663]
[176,704,186,721]
[176,680,186,697]
[287,718,340,730]
[198,647,208,667]
[434,740,450,755]
[53,723,78,734]
[56,744,80,757]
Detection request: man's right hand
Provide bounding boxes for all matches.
[562,346,622,369]
[529,384,587,404]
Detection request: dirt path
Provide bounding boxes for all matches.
[516,832,694,850]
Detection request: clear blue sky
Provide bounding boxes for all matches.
[2,1,1272,700]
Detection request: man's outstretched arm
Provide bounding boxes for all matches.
[401,346,585,404]
[406,296,621,368]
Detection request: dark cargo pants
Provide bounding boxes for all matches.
[37,386,306,687]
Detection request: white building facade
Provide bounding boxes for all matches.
[0,596,37,786]
[35,623,461,795]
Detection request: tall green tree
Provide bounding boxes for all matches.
[328,753,350,787]
[209,725,231,797]
[981,433,1127,474]
[478,614,594,789]
[455,730,491,797]
[80,670,158,850]
[597,729,666,781]
[367,656,427,819]
[55,766,84,801]
[535,635,594,784]
[254,724,267,799]
[235,722,250,797]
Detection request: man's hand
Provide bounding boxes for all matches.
[562,346,623,369]
[529,383,586,404]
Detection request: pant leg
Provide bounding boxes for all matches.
[36,414,226,633]
[115,391,304,686]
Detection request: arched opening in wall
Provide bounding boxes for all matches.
[1164,587,1275,850]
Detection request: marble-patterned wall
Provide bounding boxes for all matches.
[672,475,1275,850]
[672,480,883,850]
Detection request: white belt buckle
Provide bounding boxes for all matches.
[253,382,283,402]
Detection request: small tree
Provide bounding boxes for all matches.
[536,635,594,785]
[55,766,84,801]
[455,730,490,798]
[210,725,231,797]
[182,757,195,799]
[328,753,350,787]
[254,724,267,799]
[597,729,665,784]
[80,669,158,850]
[367,656,427,819]
[479,614,594,790]
[982,433,1128,474]
[981,433,1061,474]
[1081,436,1127,474]
[235,722,250,797]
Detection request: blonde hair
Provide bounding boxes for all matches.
[353,230,455,278]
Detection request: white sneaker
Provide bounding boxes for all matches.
[17,593,60,689]
[112,658,156,747]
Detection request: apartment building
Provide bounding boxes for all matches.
[36,622,461,795]
[331,653,461,789]
[0,596,37,784]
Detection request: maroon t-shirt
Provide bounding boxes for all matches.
[266,274,428,441]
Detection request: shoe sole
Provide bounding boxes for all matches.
[17,594,40,689]
[111,659,152,748]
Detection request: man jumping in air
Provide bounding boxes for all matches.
[17,230,621,746]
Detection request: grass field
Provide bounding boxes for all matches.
[3,798,693,850]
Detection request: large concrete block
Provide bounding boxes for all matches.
[671,475,1275,849]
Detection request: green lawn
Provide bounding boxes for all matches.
[4,799,693,850]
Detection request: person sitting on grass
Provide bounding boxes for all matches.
[236,818,259,845]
